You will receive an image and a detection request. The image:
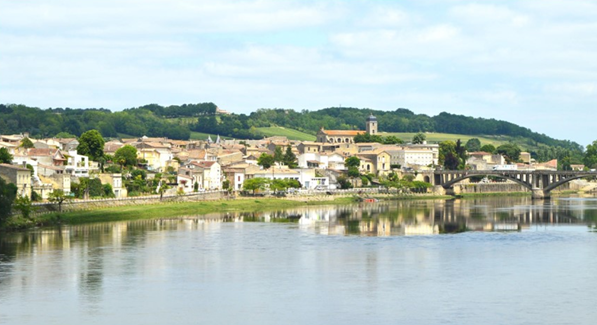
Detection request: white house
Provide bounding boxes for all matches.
[385,144,439,168]
[65,150,91,178]
[298,152,346,170]
[177,161,222,192]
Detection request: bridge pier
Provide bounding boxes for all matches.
[532,188,550,200]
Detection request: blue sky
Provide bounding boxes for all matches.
[1,0,596,146]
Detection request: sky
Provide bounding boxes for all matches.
[1,0,596,146]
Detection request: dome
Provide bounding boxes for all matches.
[366,114,377,122]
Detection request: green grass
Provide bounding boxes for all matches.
[256,127,316,141]
[380,132,541,151]
[251,127,539,151]
[32,197,356,226]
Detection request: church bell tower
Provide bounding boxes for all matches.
[366,114,377,135]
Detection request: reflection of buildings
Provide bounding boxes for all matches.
[278,197,592,236]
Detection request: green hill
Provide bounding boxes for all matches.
[380,132,528,150]
[256,127,316,141]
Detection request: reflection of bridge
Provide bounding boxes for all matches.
[432,170,597,199]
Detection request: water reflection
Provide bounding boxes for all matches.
[1,197,596,259]
[2,196,597,325]
[249,196,597,236]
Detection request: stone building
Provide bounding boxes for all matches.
[316,114,378,144]
[0,163,32,198]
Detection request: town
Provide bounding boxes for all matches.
[0,114,573,206]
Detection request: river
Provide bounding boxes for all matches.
[1,196,597,325]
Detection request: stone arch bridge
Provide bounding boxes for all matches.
[429,170,597,199]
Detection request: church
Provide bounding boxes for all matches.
[316,115,378,144]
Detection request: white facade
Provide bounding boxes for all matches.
[66,150,90,177]
[387,145,439,168]
[298,152,346,170]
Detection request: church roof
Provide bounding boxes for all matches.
[366,114,377,122]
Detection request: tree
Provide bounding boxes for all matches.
[347,167,360,178]
[48,189,68,213]
[0,147,13,164]
[257,153,275,169]
[496,143,521,163]
[584,141,597,169]
[273,146,284,163]
[444,152,460,170]
[55,131,77,138]
[560,156,572,171]
[345,156,361,168]
[383,135,404,145]
[77,130,105,161]
[354,132,383,143]
[114,145,138,169]
[0,178,17,226]
[465,138,481,152]
[243,177,269,194]
[455,139,467,169]
[337,175,353,189]
[480,144,496,153]
[20,137,34,149]
[13,196,35,220]
[439,141,456,168]
[283,145,298,168]
[412,132,426,144]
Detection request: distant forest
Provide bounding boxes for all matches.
[0,103,583,156]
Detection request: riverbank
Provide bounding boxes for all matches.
[4,197,356,230]
[3,189,586,231]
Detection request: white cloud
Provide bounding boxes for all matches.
[449,4,530,28]
[1,0,596,144]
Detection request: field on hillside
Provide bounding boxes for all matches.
[381,132,539,151]
[256,127,316,141]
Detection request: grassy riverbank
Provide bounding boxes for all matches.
[5,189,580,230]
[5,197,356,229]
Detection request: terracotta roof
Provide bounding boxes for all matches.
[0,163,30,171]
[57,138,78,144]
[191,161,217,168]
[38,163,64,171]
[104,143,123,153]
[537,159,558,169]
[27,148,59,156]
[469,151,492,156]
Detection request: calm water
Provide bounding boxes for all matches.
[2,196,597,325]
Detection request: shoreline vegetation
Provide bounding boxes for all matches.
[2,190,590,232]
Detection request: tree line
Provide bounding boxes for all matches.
[0,103,583,160]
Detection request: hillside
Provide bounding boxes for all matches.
[256,127,316,141]
[0,103,583,162]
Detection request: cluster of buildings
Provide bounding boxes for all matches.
[5,114,566,201]
[0,115,443,200]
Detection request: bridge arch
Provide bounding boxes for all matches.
[441,173,532,190]
[543,173,595,193]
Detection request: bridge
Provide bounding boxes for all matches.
[432,170,597,199]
